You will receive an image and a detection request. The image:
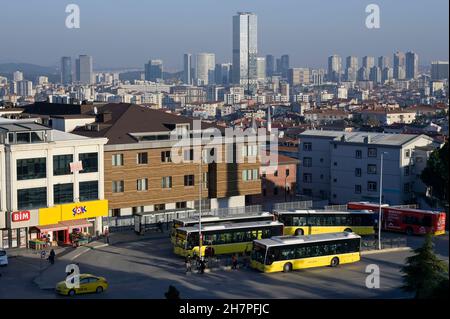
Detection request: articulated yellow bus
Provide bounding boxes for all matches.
[173,220,283,257]
[170,212,275,244]
[250,232,361,273]
[274,210,375,236]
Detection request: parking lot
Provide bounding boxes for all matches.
[0,232,448,299]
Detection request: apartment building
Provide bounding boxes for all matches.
[71,103,261,216]
[298,130,436,205]
[0,119,107,249]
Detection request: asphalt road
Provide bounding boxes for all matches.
[1,233,448,299]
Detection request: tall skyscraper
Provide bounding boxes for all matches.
[378,56,390,69]
[183,53,192,85]
[382,67,394,83]
[369,66,382,84]
[265,54,275,77]
[232,12,258,92]
[405,51,419,79]
[256,57,266,81]
[431,61,449,80]
[362,56,375,69]
[214,63,232,85]
[288,68,310,86]
[196,53,215,86]
[13,71,24,82]
[61,56,72,85]
[280,54,289,78]
[75,55,93,85]
[145,59,163,82]
[345,56,358,82]
[393,51,406,80]
[16,80,33,97]
[327,55,342,82]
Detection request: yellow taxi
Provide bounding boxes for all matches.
[56,274,108,296]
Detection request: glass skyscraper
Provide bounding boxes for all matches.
[232,12,257,93]
[61,56,72,85]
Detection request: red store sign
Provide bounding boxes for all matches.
[12,211,31,222]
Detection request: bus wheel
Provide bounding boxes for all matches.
[283,263,292,272]
[330,257,339,267]
[344,228,352,233]
[295,229,304,236]
[406,228,413,236]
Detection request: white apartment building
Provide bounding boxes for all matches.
[0,119,107,249]
[298,130,436,205]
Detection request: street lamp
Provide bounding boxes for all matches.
[198,121,204,262]
[378,151,388,250]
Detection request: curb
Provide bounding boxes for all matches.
[361,247,412,256]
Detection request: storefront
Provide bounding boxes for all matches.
[2,210,40,249]
[37,200,108,246]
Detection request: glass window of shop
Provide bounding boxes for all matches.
[53,154,73,176]
[17,187,47,210]
[79,181,98,201]
[54,183,74,204]
[79,153,98,173]
[17,158,46,180]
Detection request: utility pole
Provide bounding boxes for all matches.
[378,152,387,250]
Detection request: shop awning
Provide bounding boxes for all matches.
[61,219,93,229]
[35,223,67,232]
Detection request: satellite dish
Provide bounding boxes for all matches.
[94,106,98,115]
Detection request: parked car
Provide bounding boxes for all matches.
[55,274,108,296]
[0,250,8,266]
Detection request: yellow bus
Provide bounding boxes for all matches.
[274,210,375,236]
[173,220,283,257]
[170,212,275,244]
[250,232,361,273]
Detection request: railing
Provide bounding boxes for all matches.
[273,200,313,211]
[361,236,408,251]
[324,204,348,211]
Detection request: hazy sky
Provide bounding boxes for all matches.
[1,0,448,71]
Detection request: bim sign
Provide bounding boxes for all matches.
[12,211,31,222]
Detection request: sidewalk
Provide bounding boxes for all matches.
[86,229,170,249]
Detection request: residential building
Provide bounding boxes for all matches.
[431,61,448,81]
[61,56,72,85]
[393,51,406,80]
[256,57,266,82]
[298,130,436,204]
[328,55,342,82]
[288,68,310,86]
[266,54,275,77]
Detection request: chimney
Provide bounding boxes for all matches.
[363,135,371,144]
[97,111,112,123]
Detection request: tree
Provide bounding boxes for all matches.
[401,234,449,298]
[164,285,180,299]
[420,142,449,204]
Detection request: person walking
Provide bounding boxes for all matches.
[231,254,238,270]
[198,258,206,274]
[157,220,164,233]
[185,256,192,274]
[104,227,110,244]
[48,249,56,265]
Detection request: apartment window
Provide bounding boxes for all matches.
[303,142,312,151]
[137,178,148,191]
[303,157,312,167]
[79,153,98,173]
[161,151,172,163]
[404,166,410,176]
[17,158,46,180]
[154,204,166,211]
[368,181,377,192]
[183,149,194,162]
[404,149,411,158]
[184,175,195,186]
[355,150,362,159]
[17,187,47,210]
[111,209,120,217]
[161,176,172,188]
[79,181,98,201]
[355,168,362,177]
[112,180,124,193]
[53,154,73,176]
[176,201,187,209]
[242,144,258,157]
[404,183,411,194]
[303,173,312,183]
[286,169,290,177]
[242,169,259,181]
[137,152,148,164]
[112,154,124,166]
[368,148,377,158]
[367,164,377,174]
[355,185,362,194]
[274,170,278,177]
[54,183,74,204]
[202,172,209,189]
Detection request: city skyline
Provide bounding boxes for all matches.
[0,0,448,70]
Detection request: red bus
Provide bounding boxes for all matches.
[347,202,446,236]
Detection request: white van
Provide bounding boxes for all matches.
[0,250,8,266]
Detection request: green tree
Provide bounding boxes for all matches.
[420,142,449,204]
[401,234,449,298]
[164,285,180,299]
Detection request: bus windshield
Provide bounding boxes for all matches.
[251,243,267,264]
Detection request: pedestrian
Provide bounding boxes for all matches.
[185,256,192,274]
[157,220,164,233]
[198,258,205,274]
[231,254,238,270]
[104,227,110,244]
[48,249,56,265]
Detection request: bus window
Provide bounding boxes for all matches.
[422,216,432,227]
[292,216,307,226]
